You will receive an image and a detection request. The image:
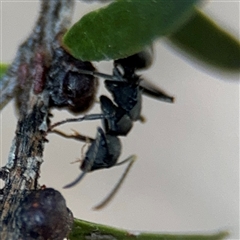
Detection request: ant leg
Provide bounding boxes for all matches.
[76,68,124,81]
[114,155,136,166]
[63,171,87,189]
[49,113,105,129]
[140,80,174,103]
[50,129,94,143]
[113,65,124,80]
[93,155,136,210]
[62,153,94,189]
[139,115,146,123]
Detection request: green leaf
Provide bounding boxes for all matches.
[169,9,240,72]
[0,64,9,78]
[63,0,200,61]
[69,218,229,240]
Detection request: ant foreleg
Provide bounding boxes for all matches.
[49,129,94,143]
[93,155,136,210]
[50,113,106,129]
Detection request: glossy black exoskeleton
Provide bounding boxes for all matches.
[51,93,134,137]
[63,127,122,189]
[52,49,174,130]
[114,48,153,78]
[62,125,135,209]
[46,47,98,114]
[104,79,142,121]
[114,49,174,104]
[100,95,133,136]
[81,127,121,171]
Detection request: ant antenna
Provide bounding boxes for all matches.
[93,155,136,210]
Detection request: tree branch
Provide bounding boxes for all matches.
[0,1,75,239]
[0,0,75,111]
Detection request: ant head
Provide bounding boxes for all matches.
[114,47,154,79]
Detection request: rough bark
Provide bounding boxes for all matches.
[0,1,75,239]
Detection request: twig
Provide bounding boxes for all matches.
[0,1,75,238]
[0,0,75,111]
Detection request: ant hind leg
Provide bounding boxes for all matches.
[93,155,137,210]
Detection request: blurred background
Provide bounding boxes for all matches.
[0,1,239,239]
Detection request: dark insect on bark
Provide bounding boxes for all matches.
[50,50,174,209]
[52,49,175,178]
[15,188,73,240]
[46,47,98,114]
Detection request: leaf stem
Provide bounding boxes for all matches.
[69,219,229,240]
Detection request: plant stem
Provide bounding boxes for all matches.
[69,218,229,240]
[0,1,75,238]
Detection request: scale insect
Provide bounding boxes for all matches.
[50,49,174,209]
[15,188,73,239]
[46,46,98,114]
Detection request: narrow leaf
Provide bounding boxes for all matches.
[168,9,240,72]
[63,0,200,61]
[69,218,229,240]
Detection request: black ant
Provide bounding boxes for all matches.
[50,49,174,209]
[60,125,136,209]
